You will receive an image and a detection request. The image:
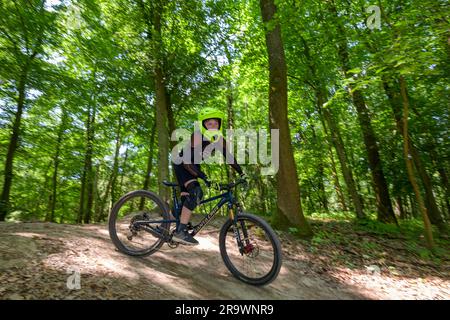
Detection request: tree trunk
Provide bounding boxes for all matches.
[306,188,315,213]
[143,122,157,191]
[260,0,312,236]
[166,92,175,140]
[428,142,450,217]
[166,92,179,186]
[317,161,328,212]
[59,200,65,224]
[331,12,396,222]
[78,101,96,224]
[437,167,450,218]
[226,83,234,183]
[383,78,447,234]
[78,144,87,224]
[307,121,328,212]
[153,0,170,202]
[94,163,101,222]
[84,112,95,224]
[84,104,96,224]
[0,61,32,221]
[46,108,68,222]
[328,143,348,211]
[224,43,235,184]
[400,76,434,249]
[409,194,418,218]
[320,97,365,219]
[140,122,157,210]
[98,111,123,222]
[396,196,406,220]
[409,145,446,230]
[351,89,397,223]
[117,145,129,202]
[298,34,364,219]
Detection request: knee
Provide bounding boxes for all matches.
[182,181,203,210]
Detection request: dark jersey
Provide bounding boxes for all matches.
[176,131,243,179]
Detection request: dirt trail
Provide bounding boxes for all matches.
[0,221,448,300]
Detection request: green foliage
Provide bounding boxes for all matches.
[311,230,333,246]
[354,218,401,235]
[0,0,447,256]
[310,211,357,221]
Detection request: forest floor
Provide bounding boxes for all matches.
[0,216,449,300]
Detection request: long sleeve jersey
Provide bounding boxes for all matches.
[178,131,243,179]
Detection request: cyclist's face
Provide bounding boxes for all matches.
[204,119,219,130]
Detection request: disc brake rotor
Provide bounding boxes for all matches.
[243,241,260,258]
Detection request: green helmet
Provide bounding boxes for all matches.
[198,107,225,142]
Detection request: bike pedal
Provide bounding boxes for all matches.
[167,241,179,249]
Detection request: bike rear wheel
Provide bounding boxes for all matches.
[108,190,170,256]
[219,213,282,286]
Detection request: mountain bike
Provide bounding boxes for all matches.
[108,179,282,286]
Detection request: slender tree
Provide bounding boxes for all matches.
[260,0,312,236]
[400,76,434,249]
[0,1,58,220]
[328,1,397,224]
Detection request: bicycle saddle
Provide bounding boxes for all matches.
[163,181,178,187]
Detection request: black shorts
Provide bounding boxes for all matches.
[173,163,201,193]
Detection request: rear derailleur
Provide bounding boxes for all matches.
[127,212,150,240]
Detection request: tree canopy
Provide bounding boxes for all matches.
[0,0,448,249]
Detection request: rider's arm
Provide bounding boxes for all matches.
[183,164,207,180]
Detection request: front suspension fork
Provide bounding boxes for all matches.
[229,204,251,255]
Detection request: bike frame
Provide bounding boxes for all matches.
[190,191,234,236]
[134,186,239,238]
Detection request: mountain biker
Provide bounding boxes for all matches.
[172,107,246,245]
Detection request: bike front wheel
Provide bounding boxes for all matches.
[108,190,170,256]
[219,213,282,286]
